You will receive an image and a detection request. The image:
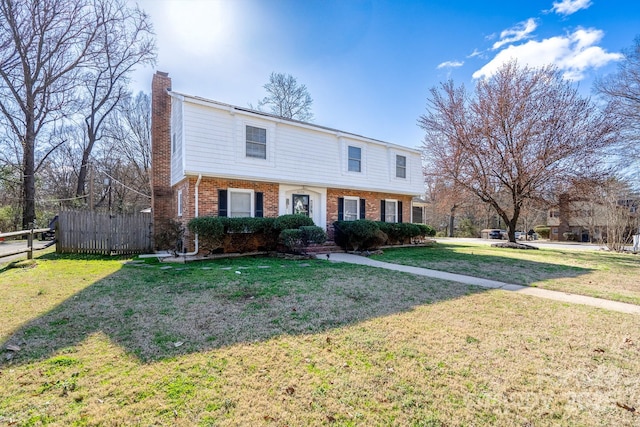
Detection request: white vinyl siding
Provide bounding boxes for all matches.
[171,93,424,196]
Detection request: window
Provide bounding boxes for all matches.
[246,125,266,159]
[343,197,359,221]
[177,189,183,217]
[412,206,423,224]
[396,155,406,178]
[385,200,397,223]
[218,189,263,217]
[338,197,365,221]
[229,189,253,217]
[172,133,176,154]
[348,146,361,172]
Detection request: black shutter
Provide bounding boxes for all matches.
[380,200,386,222]
[398,201,403,223]
[218,189,227,217]
[338,197,344,221]
[359,198,366,219]
[255,192,264,217]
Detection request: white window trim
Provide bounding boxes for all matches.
[228,188,255,218]
[245,124,267,160]
[385,199,398,223]
[344,142,366,175]
[177,189,183,217]
[343,196,360,221]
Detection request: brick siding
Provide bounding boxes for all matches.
[151,71,173,230]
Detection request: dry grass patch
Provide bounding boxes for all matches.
[373,242,640,304]
[2,252,640,426]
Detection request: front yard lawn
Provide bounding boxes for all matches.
[372,242,640,305]
[1,251,640,426]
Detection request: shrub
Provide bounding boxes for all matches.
[534,225,550,239]
[279,226,327,254]
[273,214,314,231]
[154,219,185,254]
[279,229,304,253]
[299,226,327,245]
[188,217,225,254]
[333,220,387,251]
[188,216,278,253]
[376,222,423,244]
[416,224,436,237]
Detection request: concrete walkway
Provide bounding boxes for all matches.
[320,253,640,315]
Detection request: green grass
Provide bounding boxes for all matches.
[1,250,640,426]
[372,242,640,304]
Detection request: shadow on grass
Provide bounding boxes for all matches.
[372,244,596,286]
[1,248,592,366]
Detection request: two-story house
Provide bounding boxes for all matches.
[151,71,424,252]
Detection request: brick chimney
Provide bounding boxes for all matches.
[151,71,173,233]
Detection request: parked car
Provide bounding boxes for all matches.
[488,229,502,239]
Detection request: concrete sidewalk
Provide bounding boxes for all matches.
[320,252,640,315]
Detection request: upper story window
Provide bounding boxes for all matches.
[348,146,361,172]
[172,133,177,154]
[246,125,266,159]
[396,155,406,178]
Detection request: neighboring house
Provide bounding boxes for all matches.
[547,194,638,242]
[151,72,425,251]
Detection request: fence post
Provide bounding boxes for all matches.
[27,223,33,260]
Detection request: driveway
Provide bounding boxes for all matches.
[0,239,53,264]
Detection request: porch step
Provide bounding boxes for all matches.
[302,242,344,254]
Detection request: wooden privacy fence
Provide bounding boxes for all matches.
[57,210,152,255]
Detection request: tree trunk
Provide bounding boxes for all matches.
[22,110,36,230]
[448,205,456,237]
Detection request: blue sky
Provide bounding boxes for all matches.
[131,0,640,149]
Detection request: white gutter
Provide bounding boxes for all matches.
[183,173,202,256]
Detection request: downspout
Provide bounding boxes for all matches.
[183,174,202,256]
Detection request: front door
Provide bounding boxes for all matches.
[292,194,310,216]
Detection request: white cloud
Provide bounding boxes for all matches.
[437,60,464,69]
[473,28,623,81]
[492,18,538,50]
[551,0,592,16]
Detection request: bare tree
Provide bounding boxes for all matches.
[75,0,156,201]
[255,72,313,121]
[420,61,619,243]
[595,36,640,169]
[0,0,98,229]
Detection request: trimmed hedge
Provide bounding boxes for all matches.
[534,225,550,239]
[334,220,436,250]
[333,220,387,251]
[279,226,327,254]
[273,214,315,231]
[188,216,278,254]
